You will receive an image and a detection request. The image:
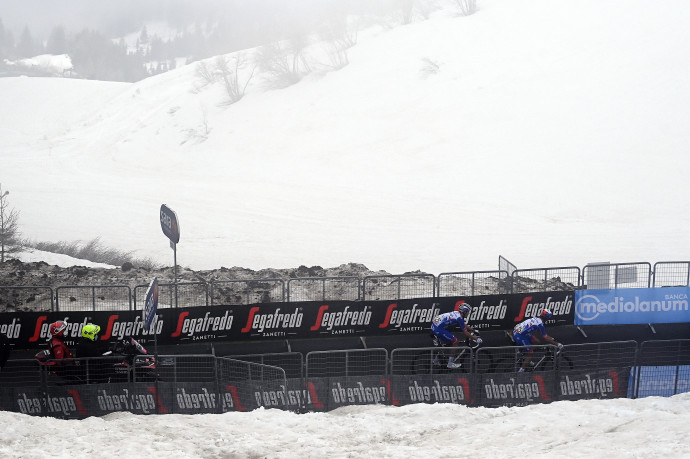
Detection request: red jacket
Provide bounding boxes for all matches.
[49,337,74,362]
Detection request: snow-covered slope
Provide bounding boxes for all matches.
[1,0,689,274]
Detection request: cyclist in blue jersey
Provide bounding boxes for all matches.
[430,304,482,369]
[512,308,563,372]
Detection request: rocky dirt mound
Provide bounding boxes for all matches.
[0,259,397,312]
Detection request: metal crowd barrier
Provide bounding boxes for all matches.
[3,339,690,418]
[2,260,689,312]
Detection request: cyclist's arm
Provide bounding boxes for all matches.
[461,327,480,342]
[537,330,561,347]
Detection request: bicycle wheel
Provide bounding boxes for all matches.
[411,350,435,374]
[492,357,520,373]
[474,351,494,374]
[557,354,574,371]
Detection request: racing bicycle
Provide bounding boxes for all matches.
[411,332,492,374]
[492,345,574,373]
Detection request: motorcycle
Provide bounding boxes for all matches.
[35,337,159,384]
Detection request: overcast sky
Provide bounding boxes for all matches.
[0,0,387,41]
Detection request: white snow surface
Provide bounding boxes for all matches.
[1,394,690,458]
[17,248,114,268]
[1,0,689,276]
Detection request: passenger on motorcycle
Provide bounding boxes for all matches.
[512,309,563,372]
[430,304,483,369]
[75,323,110,358]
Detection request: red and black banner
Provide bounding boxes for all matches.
[0,291,575,350]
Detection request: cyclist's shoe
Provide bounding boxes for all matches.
[447,361,462,369]
[518,368,525,373]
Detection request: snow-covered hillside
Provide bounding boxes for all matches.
[1,0,689,274]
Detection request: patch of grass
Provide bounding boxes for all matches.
[26,237,162,269]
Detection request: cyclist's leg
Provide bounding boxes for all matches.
[432,326,463,368]
[514,333,534,371]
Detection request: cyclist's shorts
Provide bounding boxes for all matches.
[513,332,535,351]
[431,325,458,345]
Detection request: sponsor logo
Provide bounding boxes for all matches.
[514,295,573,322]
[241,307,303,335]
[575,294,688,321]
[17,390,86,416]
[0,318,21,339]
[309,305,372,333]
[97,388,158,414]
[483,377,549,402]
[378,303,439,329]
[225,385,247,411]
[175,387,235,411]
[171,310,234,339]
[408,379,472,404]
[254,385,317,408]
[559,373,621,397]
[467,299,509,322]
[29,316,91,342]
[331,381,387,404]
[101,314,163,340]
[637,372,690,395]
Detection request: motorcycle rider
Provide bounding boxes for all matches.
[48,320,74,362]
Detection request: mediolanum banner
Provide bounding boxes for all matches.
[574,287,690,325]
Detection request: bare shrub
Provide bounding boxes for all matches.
[256,37,312,88]
[454,0,477,16]
[319,15,359,70]
[420,57,441,77]
[193,54,255,105]
[193,60,217,93]
[214,54,256,105]
[398,0,416,25]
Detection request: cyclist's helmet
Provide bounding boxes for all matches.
[540,309,553,320]
[49,320,68,338]
[81,324,101,342]
[459,304,472,316]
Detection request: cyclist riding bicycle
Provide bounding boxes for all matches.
[512,308,563,372]
[431,304,483,369]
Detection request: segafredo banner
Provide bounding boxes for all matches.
[574,287,690,325]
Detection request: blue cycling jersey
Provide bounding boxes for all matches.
[431,311,468,345]
[431,311,467,331]
[513,317,549,347]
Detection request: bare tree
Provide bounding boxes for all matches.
[0,183,22,263]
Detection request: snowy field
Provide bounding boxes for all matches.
[1,0,689,274]
[1,394,690,458]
